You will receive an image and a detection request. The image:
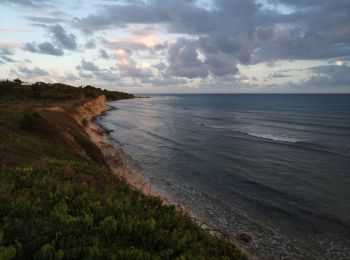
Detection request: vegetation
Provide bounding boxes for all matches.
[0,80,244,259]
[19,112,42,131]
[0,79,134,102]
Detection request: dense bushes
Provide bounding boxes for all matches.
[0,158,243,259]
[19,112,42,131]
[0,80,134,102]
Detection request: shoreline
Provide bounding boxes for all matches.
[72,95,166,200]
[74,95,261,260]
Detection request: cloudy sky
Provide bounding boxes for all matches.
[0,0,350,93]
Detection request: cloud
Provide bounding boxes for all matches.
[167,38,239,78]
[153,62,167,70]
[0,27,25,32]
[0,43,22,49]
[0,0,53,7]
[167,38,208,78]
[49,24,77,50]
[73,0,350,76]
[79,71,94,79]
[60,73,79,82]
[76,59,101,71]
[153,42,168,52]
[76,59,120,82]
[26,16,64,24]
[0,56,15,63]
[141,74,188,86]
[93,70,120,82]
[101,34,163,52]
[24,42,64,56]
[267,71,292,78]
[23,24,77,56]
[18,66,49,77]
[99,49,109,59]
[0,45,18,63]
[85,40,96,49]
[3,0,350,90]
[303,64,350,87]
[0,49,14,56]
[111,49,154,79]
[101,38,148,51]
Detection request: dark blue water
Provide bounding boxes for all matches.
[98,94,350,259]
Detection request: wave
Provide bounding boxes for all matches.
[199,123,299,143]
[198,123,225,129]
[199,123,350,156]
[245,132,298,143]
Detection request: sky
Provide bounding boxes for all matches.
[0,0,350,93]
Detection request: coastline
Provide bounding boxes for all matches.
[72,95,165,200]
[74,95,261,260]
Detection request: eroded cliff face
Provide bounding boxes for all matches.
[73,95,112,127]
[72,95,165,198]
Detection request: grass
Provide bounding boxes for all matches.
[0,80,244,259]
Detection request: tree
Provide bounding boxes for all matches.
[13,78,22,85]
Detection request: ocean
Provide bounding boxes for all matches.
[97,94,350,259]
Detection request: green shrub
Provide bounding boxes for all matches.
[19,112,42,131]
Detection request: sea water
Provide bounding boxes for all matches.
[98,94,350,259]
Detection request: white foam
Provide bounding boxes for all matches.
[246,132,299,143]
[199,123,299,143]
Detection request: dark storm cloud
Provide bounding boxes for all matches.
[49,25,77,50]
[24,42,64,56]
[73,0,350,80]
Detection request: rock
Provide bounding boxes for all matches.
[239,233,253,243]
[103,129,114,134]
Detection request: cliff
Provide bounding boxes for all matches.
[73,95,163,198]
[0,80,245,259]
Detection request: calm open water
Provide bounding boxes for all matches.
[98,94,350,259]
